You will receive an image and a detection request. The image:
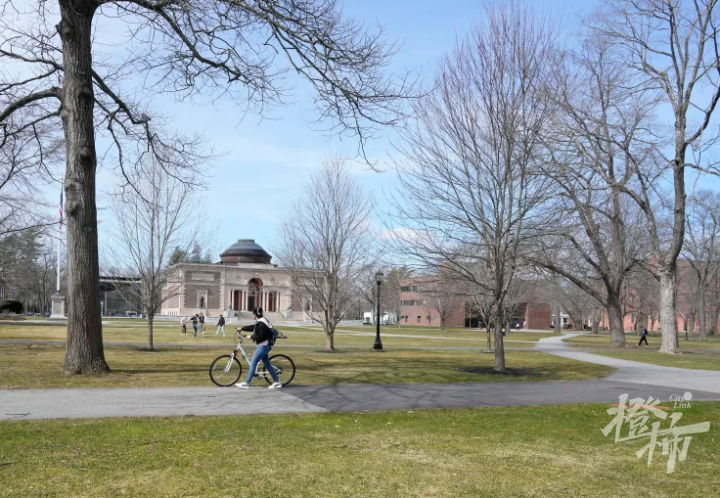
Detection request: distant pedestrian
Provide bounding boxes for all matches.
[215,314,226,337]
[199,312,206,334]
[180,315,189,335]
[192,314,200,338]
[638,326,649,346]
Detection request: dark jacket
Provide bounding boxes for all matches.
[241,318,272,344]
[218,316,225,326]
[191,316,198,326]
[641,328,647,337]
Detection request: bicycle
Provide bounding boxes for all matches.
[208,332,296,387]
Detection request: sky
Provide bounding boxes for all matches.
[85,0,596,259]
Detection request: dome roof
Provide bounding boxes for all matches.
[220,239,272,264]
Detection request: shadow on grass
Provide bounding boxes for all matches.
[458,366,545,377]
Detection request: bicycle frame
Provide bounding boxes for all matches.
[224,336,273,379]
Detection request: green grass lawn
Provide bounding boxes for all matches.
[0,322,556,348]
[593,349,720,371]
[1,402,718,497]
[0,344,613,389]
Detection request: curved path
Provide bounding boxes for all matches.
[1,334,718,420]
[537,333,720,394]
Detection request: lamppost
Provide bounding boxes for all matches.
[374,271,384,351]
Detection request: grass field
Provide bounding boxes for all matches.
[593,349,720,371]
[0,344,613,389]
[1,402,718,497]
[0,321,558,349]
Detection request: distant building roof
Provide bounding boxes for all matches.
[219,239,272,265]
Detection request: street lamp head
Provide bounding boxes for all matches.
[375,271,384,284]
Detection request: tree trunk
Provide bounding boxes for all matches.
[553,303,560,331]
[148,315,155,350]
[709,306,718,336]
[440,319,445,332]
[591,312,600,335]
[58,1,109,375]
[325,325,335,351]
[486,326,492,352]
[494,310,505,372]
[698,284,707,340]
[659,270,680,353]
[606,295,626,347]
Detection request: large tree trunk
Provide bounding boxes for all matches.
[606,295,626,347]
[148,315,155,350]
[58,1,109,375]
[709,306,718,336]
[659,270,680,353]
[494,310,505,372]
[698,284,707,340]
[324,325,335,351]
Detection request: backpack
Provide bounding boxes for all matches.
[268,326,281,347]
[259,317,281,347]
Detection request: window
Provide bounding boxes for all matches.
[400,286,410,292]
[416,315,421,323]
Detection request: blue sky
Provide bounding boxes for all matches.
[89,0,595,258]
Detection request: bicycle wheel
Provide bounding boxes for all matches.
[209,354,243,387]
[261,354,296,387]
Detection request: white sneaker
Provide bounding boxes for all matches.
[235,382,249,389]
[268,382,282,390]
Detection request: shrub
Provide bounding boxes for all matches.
[0,300,23,314]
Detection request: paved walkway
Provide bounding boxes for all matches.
[1,333,719,421]
[537,334,720,394]
[1,380,717,420]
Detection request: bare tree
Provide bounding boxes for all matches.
[684,190,720,340]
[275,157,374,351]
[1,0,414,373]
[390,1,557,371]
[534,37,656,347]
[421,272,458,331]
[106,161,201,350]
[591,0,720,353]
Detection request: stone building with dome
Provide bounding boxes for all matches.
[160,239,309,322]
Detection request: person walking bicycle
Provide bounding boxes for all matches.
[638,326,649,346]
[215,314,226,337]
[235,307,281,389]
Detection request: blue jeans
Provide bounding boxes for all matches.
[245,344,279,384]
[193,324,199,338]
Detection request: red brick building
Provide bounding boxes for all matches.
[399,277,552,329]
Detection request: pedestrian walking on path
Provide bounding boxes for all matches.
[215,315,226,337]
[199,312,206,335]
[180,315,189,335]
[638,327,649,346]
[235,307,281,390]
[191,314,200,338]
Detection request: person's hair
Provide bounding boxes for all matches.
[253,307,264,318]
